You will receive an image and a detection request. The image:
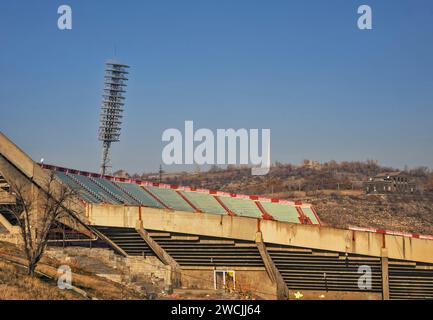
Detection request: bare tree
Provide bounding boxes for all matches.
[2,172,76,277]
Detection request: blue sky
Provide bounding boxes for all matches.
[0,0,432,173]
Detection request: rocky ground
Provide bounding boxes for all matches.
[0,241,150,300]
[0,241,243,300]
[299,193,433,235]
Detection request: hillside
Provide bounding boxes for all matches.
[0,241,146,300]
[121,161,433,235]
[0,240,245,300]
[0,258,80,300]
[313,193,433,235]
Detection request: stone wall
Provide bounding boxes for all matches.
[45,247,172,292]
[180,268,277,300]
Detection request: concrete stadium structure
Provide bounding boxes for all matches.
[1,132,433,300]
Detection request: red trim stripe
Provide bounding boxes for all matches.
[296,207,312,225]
[309,206,322,225]
[214,196,237,217]
[255,201,274,220]
[40,163,313,207]
[141,186,171,210]
[176,190,202,213]
[348,226,433,240]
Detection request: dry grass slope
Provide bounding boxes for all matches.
[0,241,146,300]
[0,260,80,300]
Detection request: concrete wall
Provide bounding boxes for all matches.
[235,269,277,300]
[180,268,277,300]
[87,204,433,264]
[0,133,35,179]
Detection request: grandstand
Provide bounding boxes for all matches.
[40,164,321,226]
[1,131,433,300]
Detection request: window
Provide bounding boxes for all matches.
[214,270,236,291]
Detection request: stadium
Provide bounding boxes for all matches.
[1,132,433,300]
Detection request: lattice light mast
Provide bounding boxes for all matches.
[98,60,129,175]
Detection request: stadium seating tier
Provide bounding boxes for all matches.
[53,171,320,225]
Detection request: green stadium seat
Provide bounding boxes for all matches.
[92,177,138,205]
[54,172,100,203]
[300,207,320,224]
[55,171,320,225]
[144,186,195,212]
[68,173,119,204]
[114,182,164,208]
[180,191,226,215]
[218,196,262,218]
[261,202,300,224]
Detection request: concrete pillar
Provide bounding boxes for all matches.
[135,220,181,288]
[255,231,289,300]
[381,248,390,300]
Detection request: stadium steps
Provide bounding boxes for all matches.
[93,226,156,257]
[389,259,433,299]
[0,209,19,226]
[0,174,9,191]
[148,230,264,267]
[47,221,94,242]
[266,244,383,293]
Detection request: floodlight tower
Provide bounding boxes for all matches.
[98,60,129,175]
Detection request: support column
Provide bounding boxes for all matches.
[135,220,181,288]
[91,227,128,257]
[381,248,390,300]
[255,231,289,300]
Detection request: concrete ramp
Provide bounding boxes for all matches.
[0,132,90,232]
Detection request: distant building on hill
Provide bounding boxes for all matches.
[301,159,322,170]
[365,171,418,194]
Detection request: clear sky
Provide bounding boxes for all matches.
[1,0,432,173]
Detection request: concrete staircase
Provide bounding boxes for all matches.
[45,247,170,297]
